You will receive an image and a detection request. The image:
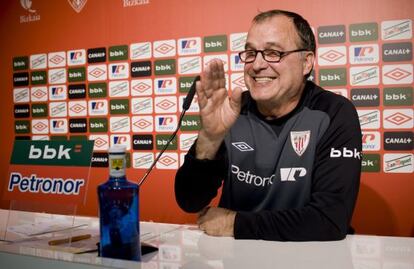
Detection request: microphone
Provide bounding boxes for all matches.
[138,75,201,186]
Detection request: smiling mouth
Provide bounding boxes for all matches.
[254,77,275,83]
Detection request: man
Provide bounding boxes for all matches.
[175,10,362,241]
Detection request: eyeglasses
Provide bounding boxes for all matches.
[238,49,308,63]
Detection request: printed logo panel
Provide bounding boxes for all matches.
[132,152,154,169]
[131,97,153,114]
[178,37,201,56]
[383,87,413,106]
[317,46,347,66]
[131,116,153,133]
[382,42,412,62]
[49,85,67,101]
[383,109,413,129]
[204,35,227,52]
[362,131,381,151]
[349,66,380,86]
[109,80,130,97]
[349,22,378,42]
[362,154,381,172]
[317,25,346,44]
[87,47,106,63]
[155,152,178,169]
[178,56,202,75]
[384,131,413,151]
[109,116,130,133]
[383,153,413,173]
[381,19,412,41]
[109,45,128,61]
[131,79,152,96]
[89,134,109,151]
[154,96,177,113]
[154,39,176,58]
[67,49,86,66]
[13,88,30,103]
[382,64,413,85]
[349,44,379,64]
[229,32,247,52]
[48,51,66,68]
[179,133,198,151]
[130,42,152,60]
[357,109,381,129]
[351,88,380,107]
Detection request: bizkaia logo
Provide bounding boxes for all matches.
[155,115,177,132]
[50,119,68,134]
[349,22,378,42]
[153,39,176,58]
[383,87,413,106]
[230,53,244,71]
[131,97,153,114]
[383,109,413,129]
[131,116,153,133]
[49,102,67,117]
[351,88,380,107]
[132,152,153,169]
[155,135,177,150]
[68,101,87,117]
[87,64,107,81]
[14,104,30,118]
[123,0,150,7]
[350,66,379,86]
[357,109,380,129]
[130,42,151,60]
[230,32,247,52]
[155,77,177,95]
[30,54,47,69]
[91,152,109,167]
[384,131,413,151]
[361,154,380,172]
[178,37,201,55]
[49,85,67,100]
[68,84,86,99]
[349,44,379,65]
[131,61,152,77]
[67,49,86,66]
[48,52,66,68]
[318,68,347,86]
[131,79,152,96]
[20,0,40,23]
[317,46,346,66]
[317,25,346,44]
[110,116,130,133]
[132,134,153,150]
[109,80,129,97]
[87,47,106,63]
[31,86,48,102]
[109,63,129,80]
[382,64,413,85]
[204,35,227,52]
[362,131,381,151]
[381,19,412,41]
[48,68,66,84]
[179,133,198,151]
[88,100,108,116]
[156,153,179,170]
[382,42,412,62]
[69,118,87,133]
[13,88,30,103]
[204,55,229,71]
[178,56,202,75]
[32,119,49,134]
[89,134,109,151]
[110,134,131,150]
[13,72,29,87]
[383,153,413,173]
[154,96,177,113]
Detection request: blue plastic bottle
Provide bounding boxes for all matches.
[98,145,141,261]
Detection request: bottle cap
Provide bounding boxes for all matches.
[108,145,127,154]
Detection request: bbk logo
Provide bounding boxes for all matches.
[179,76,197,93]
[154,39,176,58]
[69,118,87,133]
[50,119,68,134]
[381,19,412,41]
[89,118,108,133]
[68,84,86,99]
[131,97,153,114]
[383,109,413,129]
[67,49,86,66]
[132,116,153,132]
[13,72,29,87]
[133,134,153,150]
[361,154,380,172]
[155,115,177,132]
[13,88,30,103]
[109,63,129,80]
[48,68,66,84]
[280,167,307,181]
[230,32,247,52]
[178,37,201,55]
[317,25,346,44]
[15,120,30,134]
[178,56,202,75]
[130,42,152,60]
[48,51,66,68]
[204,35,227,52]
[110,99,129,115]
[330,147,361,159]
[89,134,109,151]
[49,102,67,117]
[88,83,107,98]
[49,85,66,100]
[230,53,244,71]
[131,79,152,96]
[13,56,28,71]
[110,134,131,150]
[31,71,47,85]
[109,80,129,97]
[318,68,347,86]
[156,134,177,150]
[110,116,130,133]
[88,100,108,116]
[362,131,381,151]
[383,153,413,173]
[155,77,177,95]
[68,101,87,117]
[131,61,152,77]
[109,45,128,61]
[384,131,413,151]
[155,96,177,113]
[350,66,379,86]
[156,153,178,170]
[87,47,106,63]
[87,64,107,81]
[91,152,109,167]
[349,44,379,64]
[357,109,380,129]
[31,86,48,102]
[382,64,413,85]
[351,88,380,107]
[204,55,229,71]
[31,103,48,117]
[30,54,47,69]
[154,59,176,75]
[349,22,378,42]
[180,133,198,151]
[68,67,86,82]
[383,87,413,106]
[317,46,346,66]
[180,115,201,131]
[29,145,71,159]
[382,42,412,62]
[14,104,30,118]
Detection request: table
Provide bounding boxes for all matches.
[0,209,413,269]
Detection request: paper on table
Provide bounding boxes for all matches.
[7,221,88,236]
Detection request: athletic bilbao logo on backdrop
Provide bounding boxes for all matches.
[68,0,87,13]
[20,0,40,23]
[290,131,310,156]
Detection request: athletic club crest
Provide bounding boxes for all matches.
[290,130,310,156]
[68,0,87,13]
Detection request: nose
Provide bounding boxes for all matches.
[251,52,268,71]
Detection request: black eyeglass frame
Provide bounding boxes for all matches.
[238,49,309,63]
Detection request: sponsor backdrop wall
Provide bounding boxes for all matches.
[0,0,413,236]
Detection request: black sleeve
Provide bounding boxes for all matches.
[234,97,362,241]
[174,142,227,213]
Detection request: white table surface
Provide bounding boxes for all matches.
[0,209,413,269]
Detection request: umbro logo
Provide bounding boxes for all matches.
[232,142,254,152]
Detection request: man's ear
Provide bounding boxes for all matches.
[303,51,315,77]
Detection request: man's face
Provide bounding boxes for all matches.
[243,15,314,107]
